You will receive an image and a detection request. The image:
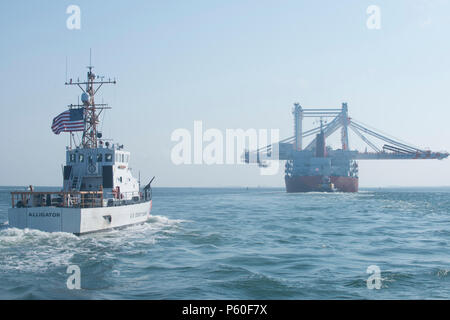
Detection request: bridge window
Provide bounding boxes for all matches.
[97,154,103,162]
[70,154,76,163]
[105,154,112,162]
[79,154,84,162]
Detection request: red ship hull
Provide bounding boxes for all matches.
[285,175,358,193]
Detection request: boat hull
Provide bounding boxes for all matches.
[7,200,152,235]
[285,175,358,193]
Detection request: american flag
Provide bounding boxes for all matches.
[51,108,85,134]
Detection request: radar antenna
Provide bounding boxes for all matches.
[65,50,116,148]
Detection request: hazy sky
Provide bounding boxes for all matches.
[1,0,449,187]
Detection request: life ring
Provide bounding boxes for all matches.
[88,164,96,174]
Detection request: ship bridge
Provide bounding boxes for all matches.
[64,143,139,202]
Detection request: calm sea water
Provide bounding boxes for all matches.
[0,186,449,299]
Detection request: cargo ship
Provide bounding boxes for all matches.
[284,122,359,192]
[245,102,448,192]
[8,59,155,235]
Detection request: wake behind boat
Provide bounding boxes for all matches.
[8,59,154,235]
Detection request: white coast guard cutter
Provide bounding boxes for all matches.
[8,61,154,235]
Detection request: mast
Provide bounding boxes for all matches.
[341,102,349,151]
[65,52,116,149]
[293,103,303,151]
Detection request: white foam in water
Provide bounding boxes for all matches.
[0,228,81,272]
[147,215,188,232]
[149,215,188,226]
[0,215,187,273]
[436,269,449,278]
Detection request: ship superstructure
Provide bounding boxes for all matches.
[8,59,154,234]
[245,102,448,192]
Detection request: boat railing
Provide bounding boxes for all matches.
[11,191,104,209]
[11,189,151,209]
[103,190,151,207]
